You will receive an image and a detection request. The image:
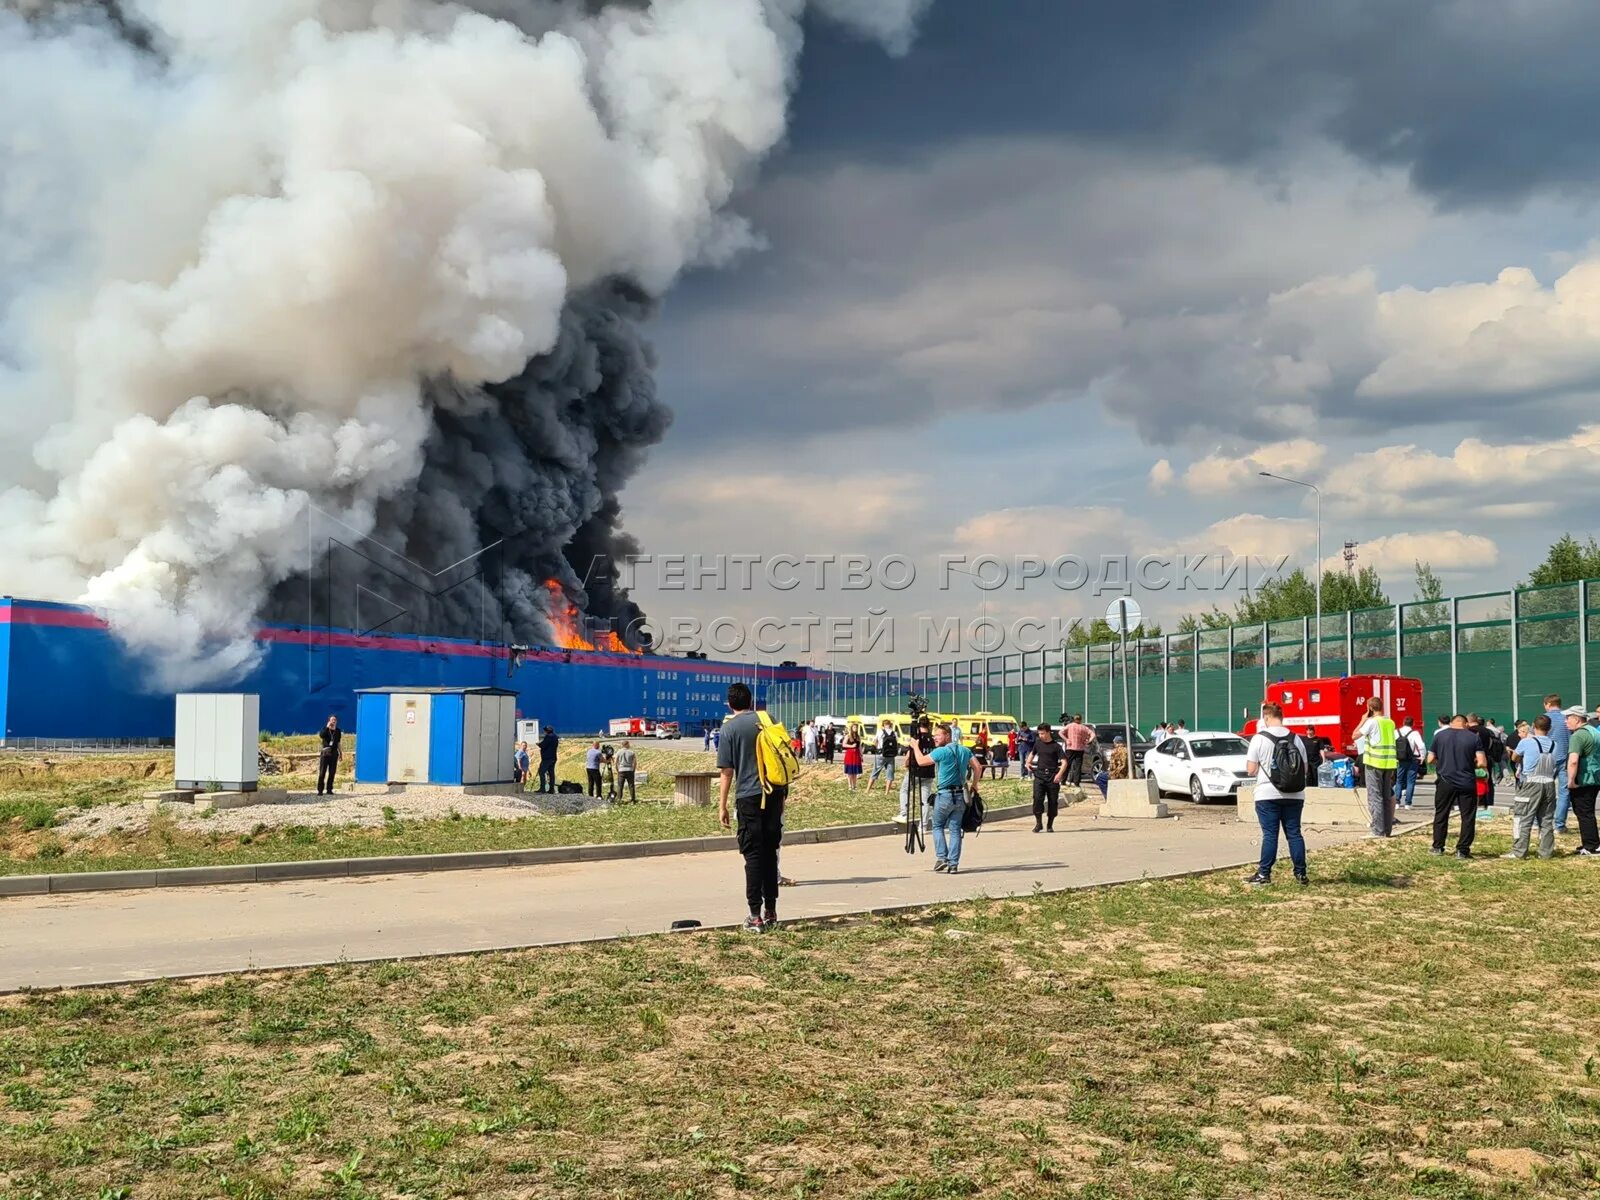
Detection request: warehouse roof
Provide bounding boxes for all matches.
[354,686,517,696]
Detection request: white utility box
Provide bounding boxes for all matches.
[175,693,260,792]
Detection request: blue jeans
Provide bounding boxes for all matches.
[869,755,897,786]
[931,788,966,867]
[1556,771,1571,829]
[1395,761,1419,807]
[1255,797,1307,879]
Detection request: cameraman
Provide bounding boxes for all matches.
[897,716,937,830]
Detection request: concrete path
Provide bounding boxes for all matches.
[0,804,1370,992]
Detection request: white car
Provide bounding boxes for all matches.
[1143,730,1253,804]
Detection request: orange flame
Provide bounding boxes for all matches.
[543,579,636,653]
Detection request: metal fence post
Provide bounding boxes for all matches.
[1394,602,1403,678]
[1581,579,1590,711]
[1345,609,1354,676]
[1510,590,1520,720]
[1449,596,1459,712]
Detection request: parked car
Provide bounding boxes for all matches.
[1143,730,1252,803]
[1091,723,1153,775]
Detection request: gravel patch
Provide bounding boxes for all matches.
[53,784,623,838]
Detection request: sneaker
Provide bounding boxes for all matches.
[1576,847,1600,857]
[1294,874,1309,887]
[1429,848,1445,856]
[1500,852,1524,860]
[1455,850,1473,860]
[945,864,958,875]
[1244,872,1271,886]
[1033,823,1043,833]
[741,915,765,934]
[933,860,948,872]
[762,911,778,930]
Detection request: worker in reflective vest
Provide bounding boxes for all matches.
[1356,697,1399,838]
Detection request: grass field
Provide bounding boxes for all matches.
[2,833,1597,1198]
[0,743,1036,877]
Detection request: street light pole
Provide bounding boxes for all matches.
[1258,471,1323,677]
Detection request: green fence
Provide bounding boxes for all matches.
[765,579,1600,732]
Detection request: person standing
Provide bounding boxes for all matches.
[615,740,637,803]
[513,741,531,792]
[1506,714,1558,860]
[1060,713,1094,787]
[584,741,603,798]
[1564,706,1600,856]
[1545,695,1573,832]
[1243,702,1309,886]
[990,735,1010,779]
[897,717,936,828]
[703,722,713,751]
[1394,718,1425,809]
[801,721,817,763]
[718,682,784,933]
[866,720,898,792]
[842,728,863,790]
[909,723,980,873]
[1024,722,1066,832]
[1466,714,1498,807]
[1353,697,1398,837]
[537,724,559,794]
[1427,714,1488,859]
[316,715,342,796]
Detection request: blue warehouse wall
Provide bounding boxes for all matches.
[0,600,805,742]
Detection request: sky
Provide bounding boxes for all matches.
[616,0,1600,665]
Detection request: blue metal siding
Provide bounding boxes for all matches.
[353,694,391,783]
[0,600,807,741]
[428,693,465,785]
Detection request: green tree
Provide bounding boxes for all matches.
[1231,565,1388,625]
[1406,560,1450,655]
[1526,534,1600,586]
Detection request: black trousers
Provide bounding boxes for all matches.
[1433,779,1477,853]
[586,768,601,797]
[1064,749,1085,785]
[1032,777,1061,826]
[736,790,786,917]
[317,750,337,794]
[537,760,556,793]
[1571,784,1600,852]
[619,770,636,803]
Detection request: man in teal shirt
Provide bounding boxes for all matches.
[910,723,981,874]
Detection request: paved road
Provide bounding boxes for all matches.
[0,804,1369,992]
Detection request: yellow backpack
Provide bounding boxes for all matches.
[754,710,801,803]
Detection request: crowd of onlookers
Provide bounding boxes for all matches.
[1243,690,1600,886]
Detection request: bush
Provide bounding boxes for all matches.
[34,837,65,861]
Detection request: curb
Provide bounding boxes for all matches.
[0,804,1035,898]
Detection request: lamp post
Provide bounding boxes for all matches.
[1258,471,1323,676]
[946,563,992,711]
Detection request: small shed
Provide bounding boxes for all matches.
[354,687,518,786]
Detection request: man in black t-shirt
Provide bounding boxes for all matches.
[1429,714,1488,858]
[1025,723,1067,833]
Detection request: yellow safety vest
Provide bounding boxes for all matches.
[1363,717,1398,769]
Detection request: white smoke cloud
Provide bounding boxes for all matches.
[0,0,926,685]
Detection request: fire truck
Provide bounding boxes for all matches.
[607,717,680,739]
[1239,674,1423,757]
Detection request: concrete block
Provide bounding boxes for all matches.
[206,788,286,809]
[0,874,51,897]
[1099,776,1170,819]
[461,783,521,797]
[346,856,432,877]
[156,865,259,888]
[193,799,216,816]
[417,851,512,873]
[143,789,199,803]
[51,870,160,893]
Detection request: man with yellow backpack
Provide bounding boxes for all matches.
[717,682,801,933]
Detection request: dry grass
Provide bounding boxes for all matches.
[0,743,1032,875]
[1,833,1596,1198]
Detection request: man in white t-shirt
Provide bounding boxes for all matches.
[1243,702,1309,887]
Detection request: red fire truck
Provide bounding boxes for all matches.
[1239,674,1424,757]
[607,717,680,739]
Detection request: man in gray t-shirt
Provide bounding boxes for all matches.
[717,684,784,932]
[1243,703,1308,886]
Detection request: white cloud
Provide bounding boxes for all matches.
[1321,531,1499,576]
[1148,458,1175,491]
[1181,439,1327,493]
